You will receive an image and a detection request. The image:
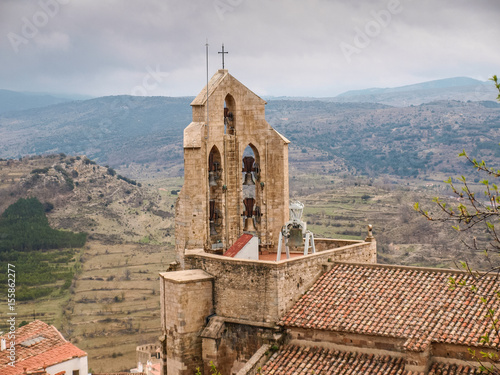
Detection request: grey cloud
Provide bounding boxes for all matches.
[0,0,499,97]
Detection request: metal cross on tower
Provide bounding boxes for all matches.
[218,43,228,69]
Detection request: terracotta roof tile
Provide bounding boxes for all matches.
[0,320,87,375]
[280,263,500,352]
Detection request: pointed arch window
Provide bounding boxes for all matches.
[242,145,262,232]
[224,94,235,135]
[208,146,223,238]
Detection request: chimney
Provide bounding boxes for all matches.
[1,338,6,351]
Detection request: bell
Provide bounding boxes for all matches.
[209,171,217,187]
[243,198,255,216]
[210,222,218,236]
[288,227,303,247]
[242,198,257,232]
[209,200,218,236]
[242,156,255,185]
[243,172,255,185]
[209,200,216,220]
[243,217,257,232]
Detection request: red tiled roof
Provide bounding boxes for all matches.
[261,345,421,374]
[0,320,87,375]
[280,263,500,352]
[224,233,253,257]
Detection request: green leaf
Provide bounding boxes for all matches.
[480,333,490,344]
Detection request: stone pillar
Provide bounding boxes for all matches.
[200,316,225,373]
[160,270,214,375]
[365,224,377,263]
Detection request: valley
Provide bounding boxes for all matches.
[0,155,496,371]
[0,77,499,371]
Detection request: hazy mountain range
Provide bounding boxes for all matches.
[0,89,93,114]
[268,77,497,106]
[330,77,497,106]
[1,77,499,179]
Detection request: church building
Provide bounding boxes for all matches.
[158,69,498,375]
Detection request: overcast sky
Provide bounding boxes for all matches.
[1,0,499,98]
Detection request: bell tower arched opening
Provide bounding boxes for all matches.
[242,144,261,233]
[224,94,235,135]
[208,146,223,242]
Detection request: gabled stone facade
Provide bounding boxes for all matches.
[175,69,290,265]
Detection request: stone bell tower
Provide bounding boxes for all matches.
[175,69,290,264]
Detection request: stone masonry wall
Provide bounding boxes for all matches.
[186,240,377,324]
[205,322,277,375]
[288,327,406,355]
[432,342,497,366]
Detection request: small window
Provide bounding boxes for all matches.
[73,370,80,375]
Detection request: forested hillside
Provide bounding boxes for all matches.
[0,197,86,251]
[0,197,85,301]
[267,100,500,178]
